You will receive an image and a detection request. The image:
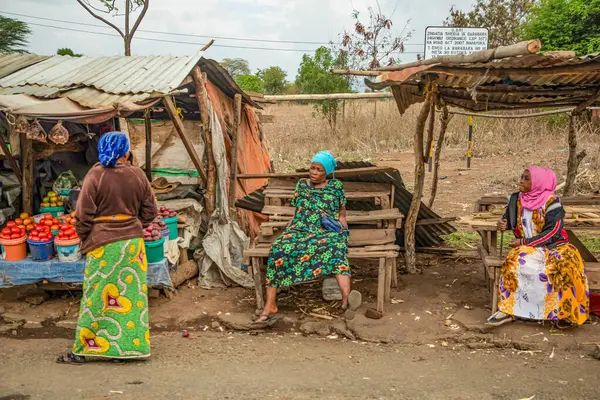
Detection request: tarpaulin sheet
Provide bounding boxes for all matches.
[0,257,173,289]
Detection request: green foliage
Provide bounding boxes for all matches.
[296,47,352,129]
[93,0,145,14]
[234,75,264,93]
[257,66,289,95]
[220,58,251,77]
[0,16,31,53]
[445,0,536,47]
[57,48,83,57]
[521,0,600,55]
[442,231,515,251]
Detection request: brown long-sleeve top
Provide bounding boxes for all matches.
[75,163,158,254]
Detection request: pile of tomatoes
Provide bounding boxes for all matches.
[1,220,27,241]
[56,223,79,242]
[28,214,60,243]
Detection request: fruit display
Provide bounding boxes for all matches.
[56,222,79,241]
[143,221,163,243]
[1,219,27,241]
[40,191,64,209]
[61,212,77,226]
[27,214,56,243]
[158,205,177,219]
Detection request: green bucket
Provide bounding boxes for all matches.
[145,236,165,264]
[162,216,178,240]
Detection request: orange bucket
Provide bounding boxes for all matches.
[0,236,28,262]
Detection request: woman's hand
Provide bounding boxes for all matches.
[497,218,508,231]
[508,239,522,248]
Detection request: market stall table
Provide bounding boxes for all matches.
[0,257,173,290]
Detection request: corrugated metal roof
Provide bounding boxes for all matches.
[235,162,455,248]
[366,53,600,113]
[0,53,50,79]
[0,50,204,95]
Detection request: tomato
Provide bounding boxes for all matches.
[60,225,70,231]
[38,232,47,239]
[64,228,75,236]
[35,226,44,233]
[44,237,52,243]
[51,225,59,231]
[23,218,33,226]
[52,218,59,224]
[1,234,10,240]
[10,233,20,239]
[26,224,34,231]
[69,234,79,240]
[44,220,53,227]
[29,229,39,236]
[2,228,11,235]
[19,213,29,220]
[11,227,20,234]
[20,229,26,236]
[44,226,51,232]
[6,221,16,228]
[14,218,23,225]
[29,237,39,242]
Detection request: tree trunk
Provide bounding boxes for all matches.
[563,115,587,196]
[423,95,436,163]
[144,108,152,180]
[404,93,432,275]
[428,106,450,208]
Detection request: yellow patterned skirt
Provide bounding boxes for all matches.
[72,238,150,359]
[498,244,590,325]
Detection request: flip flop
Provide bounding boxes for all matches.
[250,313,278,328]
[56,352,85,365]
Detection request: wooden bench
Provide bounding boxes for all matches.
[471,196,600,311]
[245,179,402,315]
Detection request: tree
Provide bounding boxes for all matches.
[521,0,600,55]
[57,48,83,57]
[76,0,150,55]
[338,3,412,70]
[234,75,264,93]
[0,16,31,53]
[296,47,352,129]
[257,66,288,95]
[220,58,251,77]
[444,0,536,47]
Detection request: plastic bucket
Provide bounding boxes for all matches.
[0,236,27,261]
[145,237,165,264]
[28,238,55,261]
[39,206,65,218]
[55,238,82,262]
[162,216,178,240]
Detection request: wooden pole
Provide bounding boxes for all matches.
[228,94,243,219]
[423,93,436,163]
[429,106,450,208]
[405,91,432,274]
[467,116,473,169]
[191,66,216,216]
[20,134,33,215]
[163,96,208,185]
[144,108,152,181]
[374,100,378,119]
[342,100,346,123]
[563,115,586,196]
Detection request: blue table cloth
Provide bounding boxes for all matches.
[0,257,173,289]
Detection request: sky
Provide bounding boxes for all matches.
[1,0,475,79]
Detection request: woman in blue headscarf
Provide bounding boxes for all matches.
[57,132,157,364]
[257,151,361,323]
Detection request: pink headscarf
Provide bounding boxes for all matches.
[519,166,557,211]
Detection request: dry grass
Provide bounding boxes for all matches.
[262,101,600,195]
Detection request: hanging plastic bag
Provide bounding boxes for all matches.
[13,115,29,136]
[48,120,69,145]
[26,119,47,143]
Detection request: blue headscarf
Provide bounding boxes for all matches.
[311,151,337,176]
[98,131,131,168]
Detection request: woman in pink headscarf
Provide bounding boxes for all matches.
[488,167,590,327]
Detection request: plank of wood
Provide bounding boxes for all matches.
[587,262,600,290]
[262,206,295,216]
[238,167,396,180]
[350,229,396,246]
[364,244,401,251]
[415,217,456,226]
[566,230,598,263]
[377,258,386,313]
[228,94,243,219]
[267,179,393,194]
[244,247,398,259]
[265,191,392,200]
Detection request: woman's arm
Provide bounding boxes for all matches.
[339,206,348,230]
[521,201,566,247]
[75,173,98,242]
[139,175,158,227]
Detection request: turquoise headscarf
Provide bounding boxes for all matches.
[311,151,337,176]
[98,131,130,168]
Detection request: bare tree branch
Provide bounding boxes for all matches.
[129,0,150,38]
[77,0,125,38]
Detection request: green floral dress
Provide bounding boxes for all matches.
[266,179,350,287]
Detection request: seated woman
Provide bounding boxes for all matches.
[488,166,590,327]
[257,151,361,322]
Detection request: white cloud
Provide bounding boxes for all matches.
[3,0,476,78]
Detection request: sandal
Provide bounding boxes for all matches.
[56,352,86,365]
[250,313,278,328]
[486,311,514,327]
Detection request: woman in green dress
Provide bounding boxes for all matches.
[258,151,361,322]
[57,132,157,364]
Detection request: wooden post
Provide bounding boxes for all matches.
[563,115,587,196]
[423,95,435,164]
[229,94,243,219]
[342,100,346,123]
[191,66,216,216]
[428,106,450,208]
[144,108,152,181]
[404,90,432,275]
[466,115,473,169]
[377,257,386,313]
[20,134,33,215]
[0,121,22,185]
[163,96,208,185]
[252,257,265,310]
[374,100,377,119]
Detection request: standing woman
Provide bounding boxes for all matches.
[488,167,590,327]
[257,151,361,323]
[57,132,158,364]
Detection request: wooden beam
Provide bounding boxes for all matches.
[330,69,381,77]
[375,40,541,72]
[20,135,33,215]
[263,92,393,101]
[0,121,22,185]
[423,92,435,163]
[144,108,152,181]
[571,89,600,116]
[429,105,450,208]
[442,107,574,119]
[201,39,215,51]
[191,66,216,216]
[229,94,242,218]
[238,167,395,180]
[163,96,208,185]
